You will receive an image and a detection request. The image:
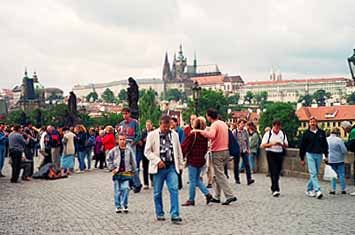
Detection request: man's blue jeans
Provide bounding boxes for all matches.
[128,143,141,189]
[85,149,92,170]
[78,151,87,171]
[329,162,346,191]
[188,165,209,202]
[240,153,256,171]
[306,153,323,192]
[0,145,6,173]
[153,165,180,219]
[114,180,129,208]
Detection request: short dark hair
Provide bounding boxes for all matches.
[272,119,281,126]
[206,108,218,120]
[171,117,178,123]
[122,108,131,113]
[160,115,171,124]
[62,127,69,132]
[13,125,21,132]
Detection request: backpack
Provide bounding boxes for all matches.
[228,129,240,158]
[267,130,287,155]
[50,132,61,148]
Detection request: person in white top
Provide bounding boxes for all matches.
[260,119,288,197]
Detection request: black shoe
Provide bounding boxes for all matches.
[133,185,142,193]
[206,184,213,188]
[222,197,237,205]
[182,200,195,206]
[115,208,122,213]
[171,217,182,224]
[247,179,255,185]
[157,216,166,221]
[210,198,221,203]
[240,169,245,173]
[206,194,213,205]
[235,180,241,184]
[123,207,128,213]
[341,191,347,195]
[329,191,336,195]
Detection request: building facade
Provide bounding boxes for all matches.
[240,77,353,103]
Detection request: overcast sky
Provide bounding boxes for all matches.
[1,0,354,94]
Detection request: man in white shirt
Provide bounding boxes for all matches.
[260,119,288,197]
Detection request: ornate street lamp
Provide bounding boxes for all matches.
[191,81,201,114]
[348,48,355,81]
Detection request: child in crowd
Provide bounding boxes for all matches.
[107,134,136,213]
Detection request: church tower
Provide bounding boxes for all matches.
[162,52,172,81]
[175,44,187,80]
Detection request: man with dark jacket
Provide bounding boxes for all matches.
[299,117,328,199]
[8,126,26,183]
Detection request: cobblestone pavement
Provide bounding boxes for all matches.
[1,158,355,235]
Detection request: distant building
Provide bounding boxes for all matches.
[11,70,64,110]
[296,105,355,139]
[240,77,353,103]
[192,75,244,95]
[72,78,164,100]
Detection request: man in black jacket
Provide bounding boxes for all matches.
[299,117,328,199]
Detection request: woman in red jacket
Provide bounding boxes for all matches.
[181,117,213,206]
[102,126,116,166]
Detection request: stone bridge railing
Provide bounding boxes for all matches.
[257,148,355,185]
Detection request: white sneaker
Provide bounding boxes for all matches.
[316,191,323,199]
[350,192,355,196]
[305,191,316,197]
[272,191,280,197]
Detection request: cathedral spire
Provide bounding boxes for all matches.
[162,51,172,81]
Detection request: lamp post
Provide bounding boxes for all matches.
[192,81,201,115]
[348,48,355,81]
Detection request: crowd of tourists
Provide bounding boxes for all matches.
[1,107,355,224]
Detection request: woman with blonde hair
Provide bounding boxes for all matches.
[76,124,89,173]
[181,117,213,206]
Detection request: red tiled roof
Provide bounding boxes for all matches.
[244,77,350,86]
[231,111,260,121]
[296,105,355,121]
[192,75,225,86]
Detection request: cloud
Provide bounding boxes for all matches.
[0,0,354,94]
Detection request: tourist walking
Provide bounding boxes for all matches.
[86,128,96,170]
[0,122,8,177]
[327,127,348,195]
[76,125,89,172]
[233,118,255,185]
[140,120,154,189]
[181,117,213,206]
[118,108,142,192]
[47,126,62,172]
[8,125,26,183]
[193,108,237,205]
[260,119,288,197]
[94,130,105,169]
[300,116,328,199]
[107,134,136,213]
[340,121,355,196]
[144,115,183,224]
[61,127,76,175]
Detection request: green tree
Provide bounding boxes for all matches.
[139,88,162,127]
[254,91,268,106]
[259,102,300,147]
[101,88,116,103]
[298,94,313,107]
[184,89,228,122]
[92,112,123,127]
[346,92,355,105]
[86,91,98,102]
[312,89,331,106]
[244,91,254,104]
[4,110,28,126]
[227,93,240,105]
[118,89,127,101]
[166,88,186,102]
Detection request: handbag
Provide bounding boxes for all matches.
[323,164,338,181]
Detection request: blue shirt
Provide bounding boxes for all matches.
[176,127,185,144]
[0,131,7,147]
[327,134,348,163]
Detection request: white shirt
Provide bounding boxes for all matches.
[261,130,288,153]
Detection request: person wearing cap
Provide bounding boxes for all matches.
[327,127,347,195]
[299,116,328,199]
